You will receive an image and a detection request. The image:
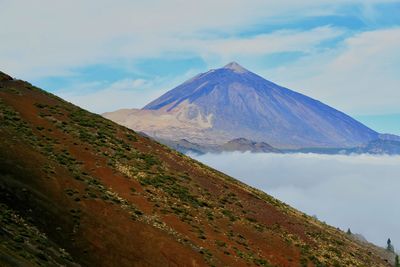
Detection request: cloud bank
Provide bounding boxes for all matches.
[192,152,400,249]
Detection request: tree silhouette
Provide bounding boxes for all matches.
[387,238,395,253]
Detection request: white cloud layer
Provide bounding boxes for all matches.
[192,152,400,249]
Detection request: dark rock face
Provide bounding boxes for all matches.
[143,62,378,148]
[221,138,281,153]
[361,139,400,155]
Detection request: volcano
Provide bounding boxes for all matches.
[104,62,378,149]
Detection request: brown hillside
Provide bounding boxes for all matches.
[0,71,391,266]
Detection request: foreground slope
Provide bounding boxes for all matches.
[0,71,392,266]
[104,62,378,149]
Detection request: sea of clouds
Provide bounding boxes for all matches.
[192,152,400,249]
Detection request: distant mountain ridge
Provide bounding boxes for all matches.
[105,62,379,149]
[157,137,281,155]
[221,138,281,153]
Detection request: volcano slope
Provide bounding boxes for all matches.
[0,71,392,266]
[104,62,378,149]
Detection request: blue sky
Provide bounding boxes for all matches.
[1,0,400,134]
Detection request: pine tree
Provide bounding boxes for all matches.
[395,254,399,267]
[347,228,352,235]
[387,238,395,253]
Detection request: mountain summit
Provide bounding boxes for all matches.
[223,61,249,73]
[105,63,378,148]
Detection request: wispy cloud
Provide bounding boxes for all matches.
[57,78,161,113]
[265,27,400,115]
[192,152,400,249]
[0,0,397,78]
[190,26,344,58]
[56,66,204,113]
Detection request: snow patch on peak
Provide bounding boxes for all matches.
[223,62,248,73]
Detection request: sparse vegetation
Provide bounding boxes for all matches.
[0,203,77,266]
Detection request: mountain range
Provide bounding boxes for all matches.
[104,62,387,152]
[158,137,282,155]
[0,71,395,266]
